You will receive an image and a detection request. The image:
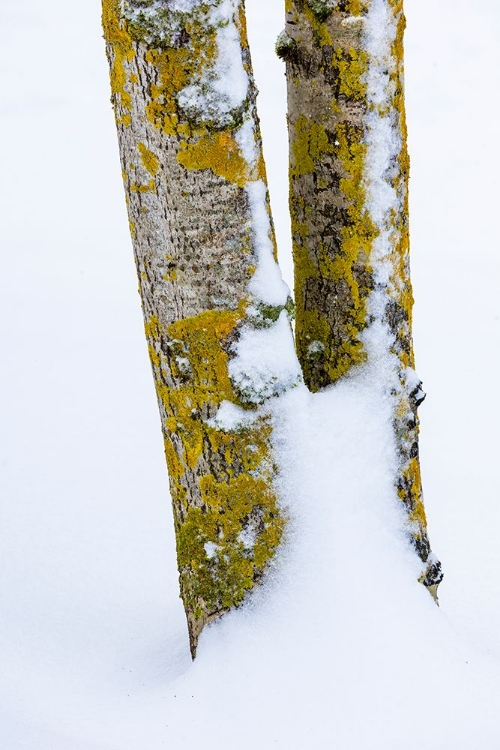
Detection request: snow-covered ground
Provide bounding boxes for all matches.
[1,1,499,747]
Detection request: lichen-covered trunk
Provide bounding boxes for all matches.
[102,0,299,656]
[282,0,442,591]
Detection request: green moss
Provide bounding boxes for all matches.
[275,31,298,61]
[295,308,367,385]
[299,2,333,46]
[250,298,295,328]
[306,0,335,22]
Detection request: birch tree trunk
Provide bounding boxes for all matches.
[102,0,299,656]
[281,0,442,592]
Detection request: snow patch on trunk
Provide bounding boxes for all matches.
[177,0,249,128]
[228,311,302,404]
[246,180,290,307]
[361,1,414,401]
[363,0,401,354]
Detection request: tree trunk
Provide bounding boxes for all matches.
[102,0,299,656]
[282,0,442,591]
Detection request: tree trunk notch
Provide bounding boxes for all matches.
[103,0,299,656]
[284,0,442,589]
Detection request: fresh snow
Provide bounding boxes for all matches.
[361,0,408,404]
[1,1,500,749]
[177,0,249,129]
[228,310,301,404]
[246,179,291,307]
[206,400,258,431]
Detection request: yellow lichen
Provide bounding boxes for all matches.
[291,116,332,177]
[177,131,249,187]
[137,142,160,176]
[145,47,192,136]
[143,308,284,624]
[332,47,368,100]
[178,469,283,612]
[104,1,286,637]
[129,179,156,193]
[399,458,427,528]
[344,0,369,14]
[102,0,135,123]
[306,4,333,45]
[289,5,377,389]
[292,117,375,386]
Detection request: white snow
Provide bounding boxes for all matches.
[211,12,249,108]
[237,527,257,550]
[176,1,292,314]
[361,0,413,415]
[178,2,291,311]
[124,0,201,16]
[235,117,258,167]
[1,1,500,749]
[206,400,258,431]
[363,0,402,297]
[246,179,291,306]
[123,0,202,46]
[203,541,219,559]
[177,0,249,128]
[228,311,302,403]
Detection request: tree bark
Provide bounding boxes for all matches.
[282,0,442,591]
[102,0,298,656]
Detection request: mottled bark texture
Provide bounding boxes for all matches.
[282,0,442,591]
[281,1,373,388]
[102,0,295,656]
